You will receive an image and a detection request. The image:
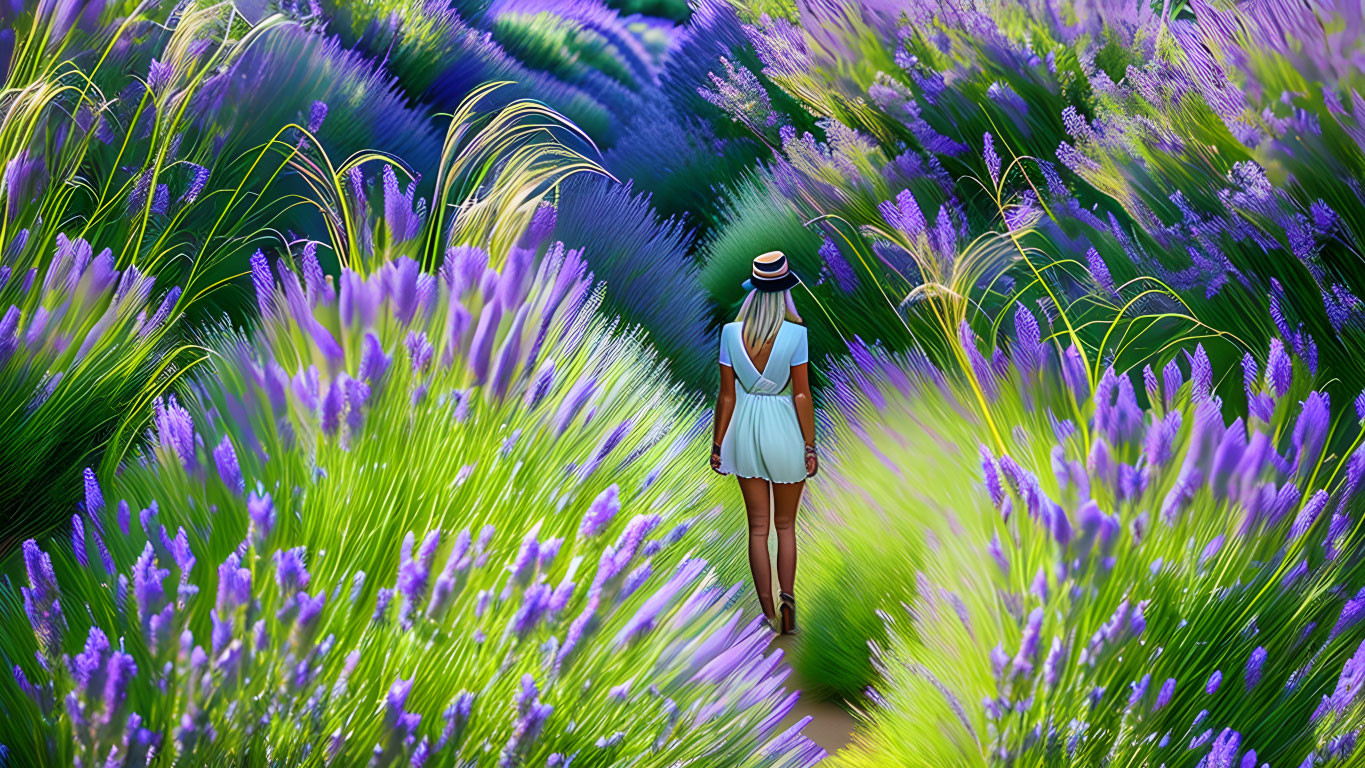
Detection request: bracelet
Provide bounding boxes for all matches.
[711,443,722,455]
[804,444,817,455]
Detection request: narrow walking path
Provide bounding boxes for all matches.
[768,633,859,757]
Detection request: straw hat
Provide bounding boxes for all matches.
[741,250,800,292]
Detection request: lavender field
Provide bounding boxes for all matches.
[2,0,1365,765]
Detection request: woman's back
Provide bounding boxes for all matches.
[719,321,808,395]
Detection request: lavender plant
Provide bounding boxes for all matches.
[807,315,1365,765]
[0,235,819,764]
[0,1,478,548]
[318,0,659,148]
[694,0,1365,405]
[0,3,334,318]
[550,175,713,385]
[0,233,184,551]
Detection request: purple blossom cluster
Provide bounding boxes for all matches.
[820,299,1365,764]
[206,218,595,457]
[10,463,822,766]
[959,322,1365,763]
[0,228,183,542]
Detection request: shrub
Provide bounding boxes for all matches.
[0,234,184,551]
[0,240,816,765]
[318,0,652,149]
[551,176,713,387]
[697,0,1365,405]
[814,313,1365,766]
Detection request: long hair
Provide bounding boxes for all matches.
[736,289,803,349]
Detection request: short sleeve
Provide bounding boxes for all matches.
[790,326,808,366]
[719,326,732,367]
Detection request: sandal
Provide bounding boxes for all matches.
[779,592,798,635]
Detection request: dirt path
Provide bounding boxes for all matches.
[769,632,860,758]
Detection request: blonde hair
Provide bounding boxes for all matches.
[736,289,803,348]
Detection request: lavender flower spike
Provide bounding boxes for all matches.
[250,250,274,320]
[82,467,104,517]
[22,539,66,658]
[213,434,245,494]
[580,484,621,538]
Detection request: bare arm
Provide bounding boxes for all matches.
[791,362,817,476]
[711,364,736,473]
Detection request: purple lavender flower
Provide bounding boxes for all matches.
[524,361,555,411]
[1154,678,1175,710]
[879,188,927,242]
[132,541,168,629]
[1014,304,1043,377]
[274,546,311,594]
[1061,344,1088,402]
[980,446,1005,509]
[139,286,180,339]
[152,394,197,472]
[1330,587,1365,641]
[307,100,328,133]
[21,539,66,660]
[321,376,345,436]
[397,530,440,627]
[79,469,104,522]
[1264,338,1292,398]
[959,321,995,397]
[340,272,379,331]
[147,58,174,92]
[1189,344,1213,401]
[180,163,209,205]
[1291,392,1329,477]
[1158,358,1182,410]
[983,132,1001,185]
[360,332,391,386]
[467,302,502,386]
[1206,729,1241,768]
[1086,247,1116,295]
[1206,669,1223,694]
[580,484,621,538]
[382,165,423,244]
[405,330,434,375]
[1142,364,1159,405]
[69,512,88,568]
[344,377,370,437]
[250,250,274,320]
[1126,598,1148,636]
[248,492,275,547]
[931,204,957,262]
[212,435,244,493]
[1012,607,1043,676]
[818,236,858,293]
[1128,673,1151,709]
[150,184,169,216]
[1245,646,1267,691]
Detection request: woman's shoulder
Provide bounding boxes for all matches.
[781,320,807,334]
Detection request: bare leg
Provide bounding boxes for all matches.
[737,476,775,620]
[772,480,805,597]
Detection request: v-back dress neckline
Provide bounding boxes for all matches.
[738,322,787,379]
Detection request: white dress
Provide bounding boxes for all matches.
[718,321,808,483]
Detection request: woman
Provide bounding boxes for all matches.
[710,251,818,635]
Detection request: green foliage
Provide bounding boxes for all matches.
[551,175,715,388]
[0,239,186,552]
[815,328,1365,766]
[0,243,816,763]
